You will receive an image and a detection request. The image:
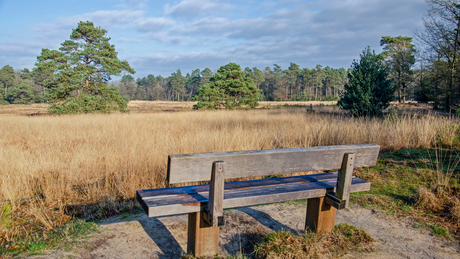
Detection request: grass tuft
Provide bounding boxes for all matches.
[415,186,443,211]
[253,223,374,259]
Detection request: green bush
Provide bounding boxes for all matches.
[48,85,128,114]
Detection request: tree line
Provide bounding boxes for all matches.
[109,64,348,102]
[0,61,349,105]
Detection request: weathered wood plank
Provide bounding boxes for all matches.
[305,197,337,233]
[206,162,225,227]
[187,211,219,257]
[336,153,355,209]
[141,178,370,217]
[168,144,380,183]
[137,172,339,201]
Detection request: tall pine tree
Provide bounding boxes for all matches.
[35,21,135,114]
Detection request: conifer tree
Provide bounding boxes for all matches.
[35,21,135,114]
[193,63,260,109]
[338,47,395,117]
[0,65,15,98]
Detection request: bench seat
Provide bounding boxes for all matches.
[136,172,370,217]
[137,144,380,257]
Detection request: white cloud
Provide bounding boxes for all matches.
[30,10,145,38]
[114,0,150,9]
[164,0,234,20]
[133,17,175,32]
[118,37,143,42]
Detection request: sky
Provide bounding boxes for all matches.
[0,0,428,79]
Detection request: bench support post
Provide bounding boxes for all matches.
[305,153,355,233]
[305,197,337,233]
[187,211,219,257]
[188,161,225,257]
[336,153,355,209]
[206,161,225,227]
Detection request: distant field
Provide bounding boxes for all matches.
[0,100,433,116]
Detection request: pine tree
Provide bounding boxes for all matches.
[7,82,34,104]
[0,65,15,98]
[35,21,135,114]
[338,47,395,117]
[193,63,260,109]
[380,36,416,104]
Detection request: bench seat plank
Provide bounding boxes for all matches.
[168,144,380,183]
[138,172,340,201]
[138,177,370,217]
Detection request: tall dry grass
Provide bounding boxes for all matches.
[0,109,457,209]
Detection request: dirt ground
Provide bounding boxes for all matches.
[32,203,460,259]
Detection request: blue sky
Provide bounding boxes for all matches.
[0,0,428,79]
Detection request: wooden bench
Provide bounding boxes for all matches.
[136,144,380,257]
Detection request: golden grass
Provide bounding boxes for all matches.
[415,186,444,211]
[253,223,374,259]
[0,109,456,206]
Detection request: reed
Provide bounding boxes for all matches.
[0,109,455,206]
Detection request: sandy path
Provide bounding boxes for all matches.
[32,203,460,259]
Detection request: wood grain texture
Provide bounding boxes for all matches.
[168,144,380,183]
[187,211,219,257]
[138,172,339,201]
[140,178,371,217]
[305,197,337,233]
[207,162,225,227]
[336,153,355,209]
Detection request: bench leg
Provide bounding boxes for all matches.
[305,197,337,233]
[187,211,219,257]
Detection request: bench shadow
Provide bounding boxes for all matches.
[138,217,185,259]
[237,207,298,233]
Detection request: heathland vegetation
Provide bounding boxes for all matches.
[1,108,460,256]
[2,0,460,257]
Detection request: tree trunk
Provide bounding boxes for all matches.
[315,86,317,101]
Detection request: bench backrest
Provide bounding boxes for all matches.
[167,144,380,184]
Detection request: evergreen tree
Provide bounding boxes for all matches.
[338,47,395,117]
[35,21,134,114]
[380,36,416,103]
[200,68,213,86]
[20,68,32,80]
[0,65,15,98]
[169,69,186,100]
[7,82,34,104]
[193,63,260,109]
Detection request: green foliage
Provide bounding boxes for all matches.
[169,69,186,100]
[430,224,450,237]
[35,21,134,114]
[0,65,15,97]
[380,36,416,103]
[0,91,8,105]
[193,63,261,110]
[47,83,127,114]
[7,82,35,104]
[338,47,395,117]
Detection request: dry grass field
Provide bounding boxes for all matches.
[0,102,459,253]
